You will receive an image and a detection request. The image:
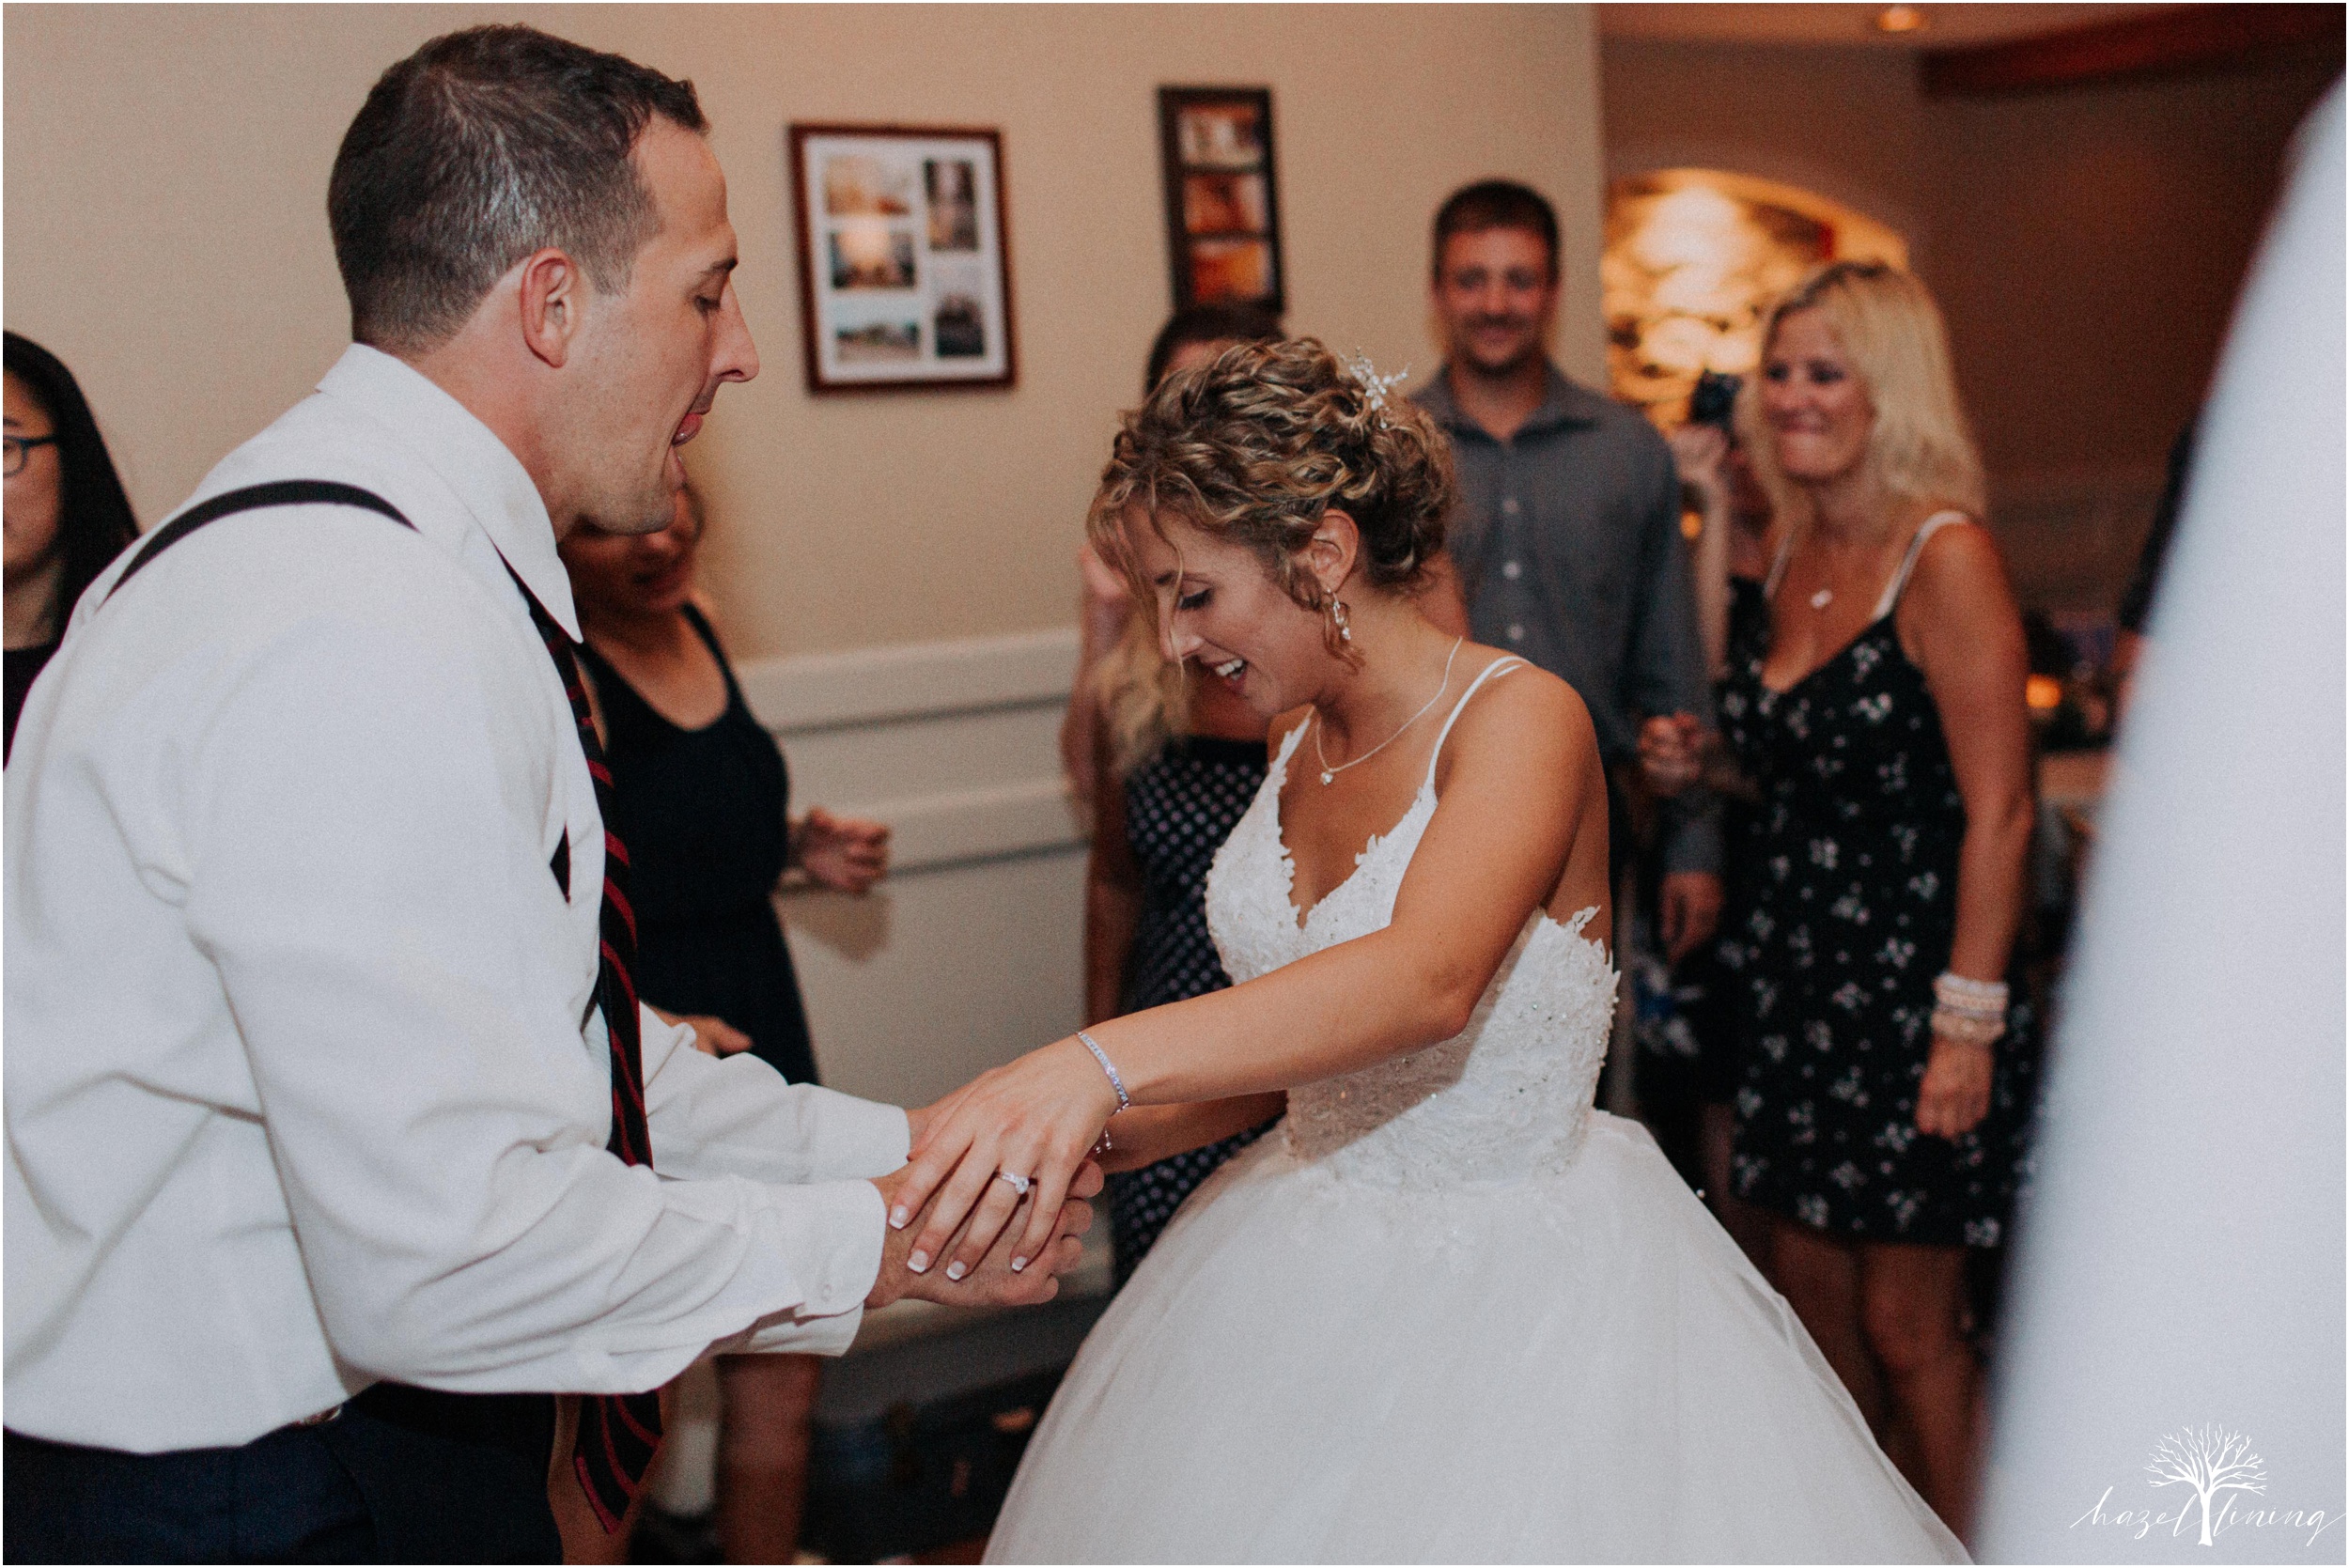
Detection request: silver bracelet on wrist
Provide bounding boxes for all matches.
[1076,1029,1130,1112]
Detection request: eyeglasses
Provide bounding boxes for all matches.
[4,435,58,479]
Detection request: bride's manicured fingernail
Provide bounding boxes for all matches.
[945,1261,967,1281]
[908,1250,928,1273]
[1010,1256,1028,1273]
[890,1205,910,1229]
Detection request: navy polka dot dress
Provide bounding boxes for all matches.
[1715,522,2039,1248]
[1108,734,1280,1285]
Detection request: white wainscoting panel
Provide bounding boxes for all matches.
[740,628,1088,1109]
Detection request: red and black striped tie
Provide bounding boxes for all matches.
[514,574,662,1533]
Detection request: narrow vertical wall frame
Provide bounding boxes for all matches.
[1156,86,1286,314]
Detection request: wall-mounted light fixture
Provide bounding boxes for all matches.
[1602,171,1908,427]
[1875,5,1927,34]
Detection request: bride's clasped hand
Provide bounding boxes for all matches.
[893,1035,1122,1280]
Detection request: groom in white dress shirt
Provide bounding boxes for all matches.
[2,25,1090,1562]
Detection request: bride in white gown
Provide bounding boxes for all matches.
[891,340,1968,1563]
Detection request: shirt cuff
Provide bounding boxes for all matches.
[716,1175,887,1358]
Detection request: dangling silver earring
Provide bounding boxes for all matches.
[1328,597,1353,644]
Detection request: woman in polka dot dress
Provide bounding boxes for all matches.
[1647,261,2040,1540]
[1069,317,1294,1286]
[1082,627,1282,1285]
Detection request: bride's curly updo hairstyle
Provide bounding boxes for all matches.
[1089,337,1455,653]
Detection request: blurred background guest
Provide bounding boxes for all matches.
[1632,368,1776,1265]
[1672,370,1779,682]
[1085,600,1283,1286]
[557,482,890,1564]
[1059,302,1284,812]
[2109,411,2200,722]
[3,331,138,761]
[1650,260,2039,1540]
[1413,179,1721,965]
[1072,306,1286,1285]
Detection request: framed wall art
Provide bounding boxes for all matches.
[1156,86,1285,314]
[787,124,1016,392]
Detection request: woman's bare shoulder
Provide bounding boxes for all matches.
[1441,653,1599,777]
[1467,652,1593,729]
[1905,514,2020,624]
[1907,514,2008,591]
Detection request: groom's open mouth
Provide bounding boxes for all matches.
[665,405,710,488]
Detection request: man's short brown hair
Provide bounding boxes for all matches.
[328,25,707,352]
[1431,179,1560,282]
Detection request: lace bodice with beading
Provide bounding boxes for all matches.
[1202,661,1618,1188]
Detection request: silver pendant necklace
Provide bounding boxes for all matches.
[1313,638,1465,786]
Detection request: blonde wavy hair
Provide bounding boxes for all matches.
[1095,613,1190,778]
[1736,261,1985,528]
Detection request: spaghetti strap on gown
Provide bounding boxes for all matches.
[986,658,1965,1563]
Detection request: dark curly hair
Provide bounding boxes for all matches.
[1090,338,1454,650]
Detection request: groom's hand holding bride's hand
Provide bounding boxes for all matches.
[895,1039,1123,1289]
[864,1157,1101,1311]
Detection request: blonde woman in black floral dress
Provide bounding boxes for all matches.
[1643,261,2036,1544]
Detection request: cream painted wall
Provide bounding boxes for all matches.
[5,4,1605,660]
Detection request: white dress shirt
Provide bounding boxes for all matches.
[4,346,910,1452]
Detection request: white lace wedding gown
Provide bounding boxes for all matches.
[988,660,1968,1564]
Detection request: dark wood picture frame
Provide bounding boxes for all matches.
[787,122,1018,394]
[1156,86,1286,315]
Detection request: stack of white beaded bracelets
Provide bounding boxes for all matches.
[1931,971,2008,1047]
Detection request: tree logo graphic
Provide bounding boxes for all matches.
[2147,1424,2269,1545]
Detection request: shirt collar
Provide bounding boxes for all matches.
[1415,362,1607,442]
[314,344,581,640]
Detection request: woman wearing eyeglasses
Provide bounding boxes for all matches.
[3,332,139,760]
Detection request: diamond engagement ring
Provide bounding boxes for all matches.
[996,1171,1034,1198]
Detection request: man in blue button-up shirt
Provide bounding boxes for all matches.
[1412,180,1721,959]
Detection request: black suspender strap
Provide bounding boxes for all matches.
[105,480,412,604]
[98,478,571,897]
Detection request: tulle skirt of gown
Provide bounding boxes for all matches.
[986,1111,1967,1564]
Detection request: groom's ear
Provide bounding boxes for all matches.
[1306,508,1362,595]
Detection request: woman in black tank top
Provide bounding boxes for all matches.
[559,485,888,1564]
[575,598,818,1083]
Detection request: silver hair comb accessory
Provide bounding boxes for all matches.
[1340,350,1410,419]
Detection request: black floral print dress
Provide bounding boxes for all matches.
[1715,517,2037,1247]
[1106,735,1280,1285]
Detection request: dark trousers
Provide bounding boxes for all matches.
[5,1384,560,1564]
